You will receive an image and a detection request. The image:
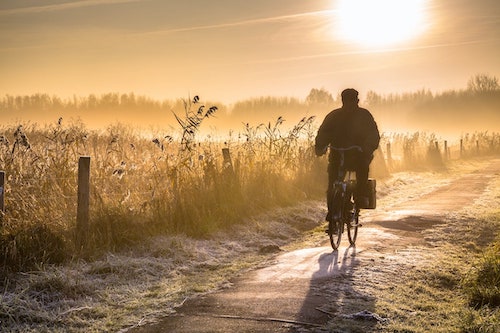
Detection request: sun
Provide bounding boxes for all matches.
[335,0,427,47]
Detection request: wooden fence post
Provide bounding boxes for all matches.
[222,147,239,187]
[460,139,463,158]
[222,148,233,171]
[76,156,90,248]
[386,142,392,167]
[444,141,448,160]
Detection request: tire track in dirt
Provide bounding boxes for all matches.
[128,159,499,333]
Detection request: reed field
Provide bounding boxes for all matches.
[0,98,326,273]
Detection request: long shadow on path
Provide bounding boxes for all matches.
[290,245,378,332]
[128,244,374,333]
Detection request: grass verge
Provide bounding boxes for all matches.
[376,181,499,332]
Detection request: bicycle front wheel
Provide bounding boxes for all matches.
[328,189,343,250]
[347,208,359,245]
[328,218,343,251]
[347,198,359,246]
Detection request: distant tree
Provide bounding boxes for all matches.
[467,73,499,93]
[101,93,120,108]
[120,92,137,109]
[87,94,98,109]
[365,90,382,106]
[306,88,334,105]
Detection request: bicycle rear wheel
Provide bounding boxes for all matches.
[328,189,343,250]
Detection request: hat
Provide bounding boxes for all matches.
[341,88,359,102]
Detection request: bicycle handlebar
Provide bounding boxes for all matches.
[330,145,363,152]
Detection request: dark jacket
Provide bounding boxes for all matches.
[315,106,380,160]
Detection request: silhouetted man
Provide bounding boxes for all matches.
[315,88,380,220]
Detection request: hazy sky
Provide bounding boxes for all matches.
[1,0,499,103]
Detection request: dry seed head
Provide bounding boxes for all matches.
[0,135,9,147]
[14,125,31,149]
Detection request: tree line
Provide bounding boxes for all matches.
[1,74,499,133]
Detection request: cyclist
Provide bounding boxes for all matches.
[314,88,380,222]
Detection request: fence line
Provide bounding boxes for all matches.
[383,138,500,163]
[0,149,236,243]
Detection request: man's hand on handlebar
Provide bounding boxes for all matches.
[315,146,328,156]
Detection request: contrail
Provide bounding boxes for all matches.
[0,0,141,15]
[242,39,496,66]
[137,9,336,36]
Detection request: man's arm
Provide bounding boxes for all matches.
[314,113,334,156]
[363,112,380,153]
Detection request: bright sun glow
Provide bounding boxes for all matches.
[336,0,427,47]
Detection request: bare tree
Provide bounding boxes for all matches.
[467,73,500,93]
[306,88,334,106]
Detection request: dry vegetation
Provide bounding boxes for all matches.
[327,163,500,333]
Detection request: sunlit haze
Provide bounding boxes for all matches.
[1,0,499,103]
[336,0,427,46]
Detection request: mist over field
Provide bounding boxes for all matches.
[1,74,499,142]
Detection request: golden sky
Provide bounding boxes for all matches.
[1,0,499,103]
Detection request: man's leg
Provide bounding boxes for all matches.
[355,154,373,206]
[326,161,338,221]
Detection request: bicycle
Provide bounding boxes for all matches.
[327,145,363,251]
